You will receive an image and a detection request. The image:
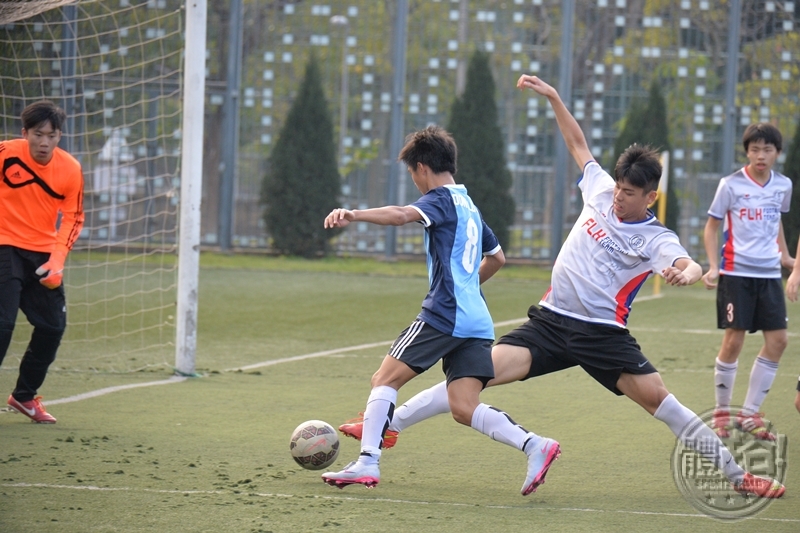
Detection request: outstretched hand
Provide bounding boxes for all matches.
[516,75,557,98]
[324,208,355,229]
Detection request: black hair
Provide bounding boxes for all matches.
[614,144,662,194]
[21,100,66,132]
[742,123,782,152]
[398,125,457,175]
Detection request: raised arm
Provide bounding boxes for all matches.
[324,206,422,229]
[516,75,593,169]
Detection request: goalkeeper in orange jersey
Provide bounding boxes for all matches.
[0,100,84,423]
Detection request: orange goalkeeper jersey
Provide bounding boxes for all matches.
[0,138,85,254]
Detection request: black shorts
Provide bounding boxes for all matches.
[497,306,657,396]
[0,245,66,331]
[716,275,787,333]
[389,320,495,386]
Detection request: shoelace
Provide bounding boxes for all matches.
[31,396,45,413]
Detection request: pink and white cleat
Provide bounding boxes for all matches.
[521,437,561,496]
[322,460,380,489]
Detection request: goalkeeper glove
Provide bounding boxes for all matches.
[35,250,67,289]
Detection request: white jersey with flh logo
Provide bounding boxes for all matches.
[540,161,690,328]
[707,167,792,279]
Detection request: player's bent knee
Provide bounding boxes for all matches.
[449,407,473,426]
[32,325,66,338]
[448,393,480,426]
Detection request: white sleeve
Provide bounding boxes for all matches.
[781,179,792,212]
[650,232,691,275]
[707,179,731,220]
[578,161,614,203]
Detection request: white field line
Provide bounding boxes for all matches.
[2,482,798,523]
[228,341,394,372]
[0,376,187,414]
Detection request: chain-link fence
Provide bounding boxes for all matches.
[209,0,798,262]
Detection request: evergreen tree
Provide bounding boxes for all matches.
[446,51,515,249]
[782,118,800,256]
[261,54,340,257]
[612,81,680,231]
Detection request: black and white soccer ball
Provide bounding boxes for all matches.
[289,420,340,470]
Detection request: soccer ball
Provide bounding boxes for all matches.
[289,420,340,470]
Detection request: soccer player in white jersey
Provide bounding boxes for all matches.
[784,238,800,416]
[320,126,560,495]
[339,76,785,499]
[701,123,794,441]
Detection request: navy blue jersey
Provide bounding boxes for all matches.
[409,185,501,339]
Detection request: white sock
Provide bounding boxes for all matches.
[714,358,737,409]
[471,403,538,452]
[389,381,451,432]
[359,385,397,463]
[654,394,744,482]
[743,356,779,414]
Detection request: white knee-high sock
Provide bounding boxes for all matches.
[743,356,779,414]
[654,394,744,482]
[359,385,397,463]
[389,380,451,432]
[714,358,737,409]
[471,403,538,452]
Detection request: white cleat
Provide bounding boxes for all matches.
[322,460,380,489]
[521,437,561,496]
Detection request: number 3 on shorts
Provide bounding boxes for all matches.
[461,218,479,273]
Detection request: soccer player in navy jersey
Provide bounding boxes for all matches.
[320,126,560,495]
[701,123,794,441]
[339,77,785,499]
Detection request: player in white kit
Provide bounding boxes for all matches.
[702,123,794,441]
[339,75,785,499]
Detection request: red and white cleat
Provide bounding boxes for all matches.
[338,413,399,449]
[7,395,56,424]
[736,411,776,441]
[712,409,731,438]
[733,473,785,499]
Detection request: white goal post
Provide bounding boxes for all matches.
[175,0,206,376]
[0,0,205,376]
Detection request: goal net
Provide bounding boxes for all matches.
[0,0,184,373]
